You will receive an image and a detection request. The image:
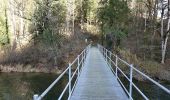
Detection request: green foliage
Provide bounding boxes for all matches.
[82,0,90,22]
[0,33,9,45]
[0,3,9,45]
[31,0,66,45]
[41,29,63,46]
[0,17,7,45]
[80,0,99,23]
[98,0,130,39]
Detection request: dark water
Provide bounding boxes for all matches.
[0,73,69,100]
[0,73,170,100]
[120,77,170,100]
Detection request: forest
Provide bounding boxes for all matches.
[0,0,170,81]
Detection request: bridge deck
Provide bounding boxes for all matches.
[70,47,128,100]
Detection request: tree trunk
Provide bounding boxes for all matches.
[5,4,10,43]
[144,10,147,32]
[9,0,17,50]
[81,0,83,29]
[72,0,75,36]
[161,0,170,64]
[161,0,165,63]
[150,0,158,59]
[20,1,24,36]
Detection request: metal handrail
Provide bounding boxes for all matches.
[98,44,170,100]
[33,44,91,100]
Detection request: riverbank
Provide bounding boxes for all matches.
[0,47,170,83]
[117,48,170,82]
[0,64,62,74]
[1,62,170,83]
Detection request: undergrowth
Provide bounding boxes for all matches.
[115,48,170,81]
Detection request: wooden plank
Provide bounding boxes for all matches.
[70,47,128,100]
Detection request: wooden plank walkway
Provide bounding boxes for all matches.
[70,47,128,100]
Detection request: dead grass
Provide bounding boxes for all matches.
[0,40,86,73]
[117,48,170,81]
[0,64,61,73]
[0,25,90,73]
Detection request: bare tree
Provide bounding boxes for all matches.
[161,0,170,63]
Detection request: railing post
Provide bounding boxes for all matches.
[103,48,105,56]
[77,55,80,77]
[69,63,72,97]
[33,94,39,100]
[115,55,118,78]
[84,49,86,59]
[86,46,88,56]
[103,48,104,56]
[129,64,133,99]
[106,50,108,62]
[105,49,106,59]
[83,50,85,65]
[81,52,84,69]
[98,44,100,51]
[109,51,112,66]
[82,51,84,66]
[87,46,88,53]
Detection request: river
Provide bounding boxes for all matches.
[0,73,169,100]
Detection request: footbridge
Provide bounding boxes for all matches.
[33,44,170,100]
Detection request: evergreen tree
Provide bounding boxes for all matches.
[98,0,130,47]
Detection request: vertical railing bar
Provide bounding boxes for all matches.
[33,94,39,100]
[68,66,79,100]
[117,77,133,100]
[103,48,105,56]
[101,46,102,53]
[106,49,108,62]
[58,82,69,100]
[77,55,80,77]
[103,48,104,56]
[104,48,106,58]
[105,49,107,59]
[68,74,79,100]
[103,48,105,57]
[83,50,85,66]
[69,63,71,97]
[82,51,84,67]
[129,64,133,99]
[115,55,118,79]
[81,51,84,73]
[109,51,112,66]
